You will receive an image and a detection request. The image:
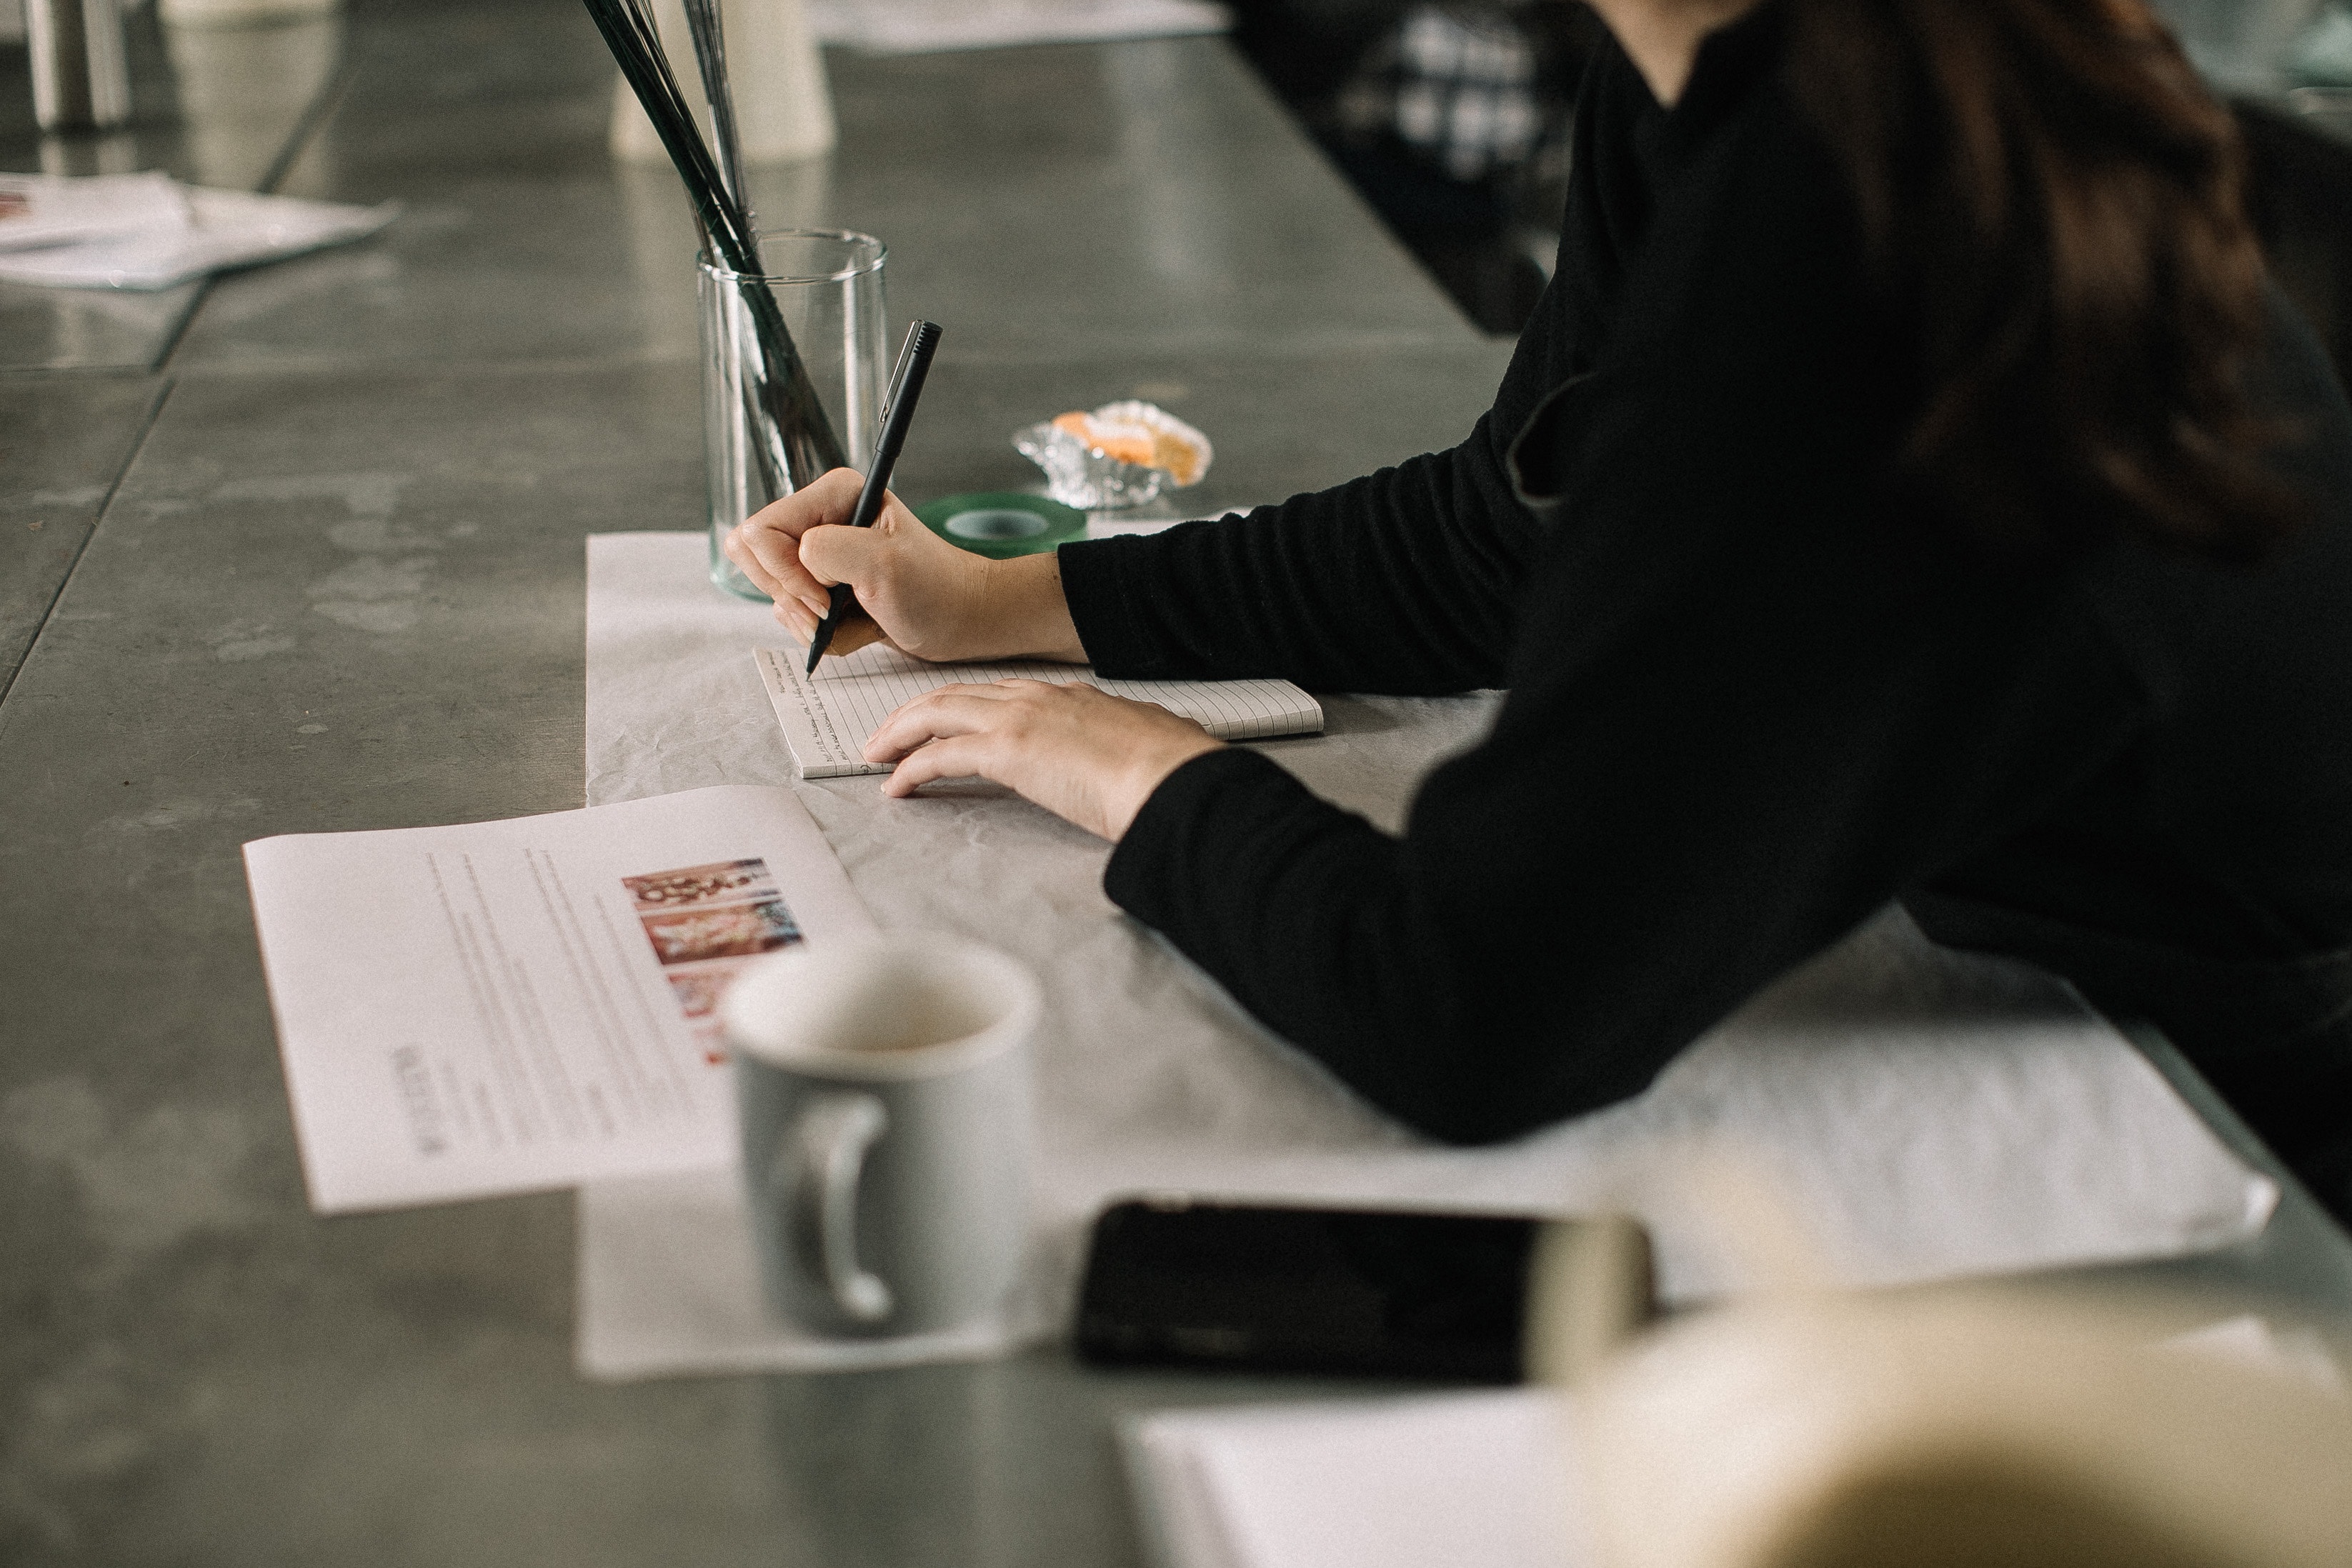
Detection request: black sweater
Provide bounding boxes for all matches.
[1056,13,2352,1213]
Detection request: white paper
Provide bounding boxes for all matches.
[1123,1390,1582,1568]
[810,0,1227,54]
[1119,1319,2341,1568]
[577,533,2276,1377]
[0,185,397,291]
[574,1166,1025,1379]
[755,642,1322,778]
[246,784,874,1212]
[0,171,185,251]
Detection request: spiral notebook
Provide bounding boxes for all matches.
[752,645,1323,779]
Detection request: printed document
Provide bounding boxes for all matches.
[754,644,1323,778]
[244,786,874,1213]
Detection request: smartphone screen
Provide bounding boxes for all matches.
[1074,1197,1614,1382]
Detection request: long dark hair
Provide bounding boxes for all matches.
[1785,0,2303,561]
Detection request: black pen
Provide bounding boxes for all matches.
[806,319,944,674]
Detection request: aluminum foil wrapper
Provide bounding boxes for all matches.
[1014,400,1212,511]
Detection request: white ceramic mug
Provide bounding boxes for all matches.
[722,934,1037,1338]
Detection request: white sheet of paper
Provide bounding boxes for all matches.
[755,642,1322,778]
[0,185,397,290]
[573,1165,1024,1379]
[0,171,185,251]
[1123,1390,1583,1568]
[809,0,1227,54]
[576,534,2277,1379]
[246,784,874,1212]
[1117,1322,2336,1568]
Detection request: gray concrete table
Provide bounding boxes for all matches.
[1,4,2346,1566]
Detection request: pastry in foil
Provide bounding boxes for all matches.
[1015,399,1213,509]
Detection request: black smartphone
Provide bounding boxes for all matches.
[1073,1195,1654,1382]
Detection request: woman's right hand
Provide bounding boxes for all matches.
[722,468,1085,664]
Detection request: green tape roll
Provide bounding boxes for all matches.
[914,491,1087,559]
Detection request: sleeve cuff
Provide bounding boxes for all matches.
[1104,746,1310,925]
[1057,535,1180,679]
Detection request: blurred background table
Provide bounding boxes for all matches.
[2,3,2348,1566]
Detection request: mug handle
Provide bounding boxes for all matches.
[777,1092,894,1324]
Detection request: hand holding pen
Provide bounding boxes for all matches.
[806,319,945,673]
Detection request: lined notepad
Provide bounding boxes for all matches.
[752,645,1324,779]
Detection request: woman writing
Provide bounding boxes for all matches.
[728,0,2352,1223]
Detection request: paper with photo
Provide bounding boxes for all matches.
[245,784,874,1212]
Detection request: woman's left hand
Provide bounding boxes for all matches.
[863,680,1225,842]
